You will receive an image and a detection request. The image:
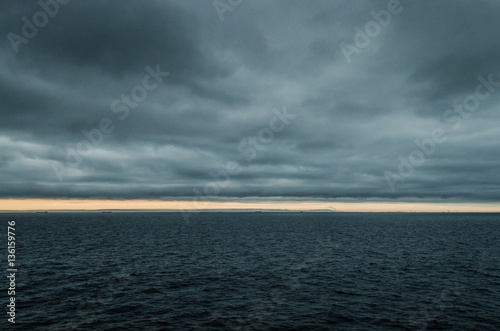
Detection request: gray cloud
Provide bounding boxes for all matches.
[1,0,500,203]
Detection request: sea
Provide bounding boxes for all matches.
[1,212,499,330]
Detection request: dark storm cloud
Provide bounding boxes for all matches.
[1,0,500,203]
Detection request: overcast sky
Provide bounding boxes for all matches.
[1,0,500,205]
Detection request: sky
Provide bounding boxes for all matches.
[1,0,500,212]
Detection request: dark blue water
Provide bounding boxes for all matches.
[1,212,499,330]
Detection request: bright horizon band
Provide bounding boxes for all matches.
[1,199,499,212]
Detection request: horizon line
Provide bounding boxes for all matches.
[2,210,500,214]
[1,199,499,213]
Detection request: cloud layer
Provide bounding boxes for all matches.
[1,0,500,202]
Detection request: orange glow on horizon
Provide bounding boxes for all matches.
[0,199,499,213]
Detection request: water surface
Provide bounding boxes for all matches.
[2,212,499,330]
